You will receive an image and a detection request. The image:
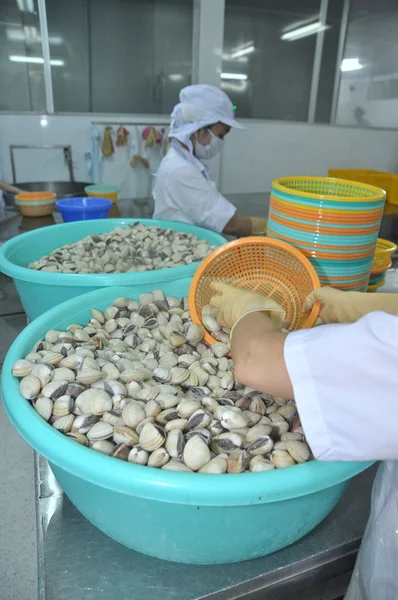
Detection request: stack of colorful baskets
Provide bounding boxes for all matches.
[267,176,386,291]
[367,238,397,292]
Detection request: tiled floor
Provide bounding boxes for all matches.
[0,311,38,600]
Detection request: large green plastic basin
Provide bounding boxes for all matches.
[0,218,225,320]
[2,282,371,564]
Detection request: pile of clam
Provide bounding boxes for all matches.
[28,223,215,274]
[12,290,311,474]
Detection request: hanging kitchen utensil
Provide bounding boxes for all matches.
[102,127,115,158]
[116,127,129,147]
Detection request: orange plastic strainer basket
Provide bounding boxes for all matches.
[189,237,321,346]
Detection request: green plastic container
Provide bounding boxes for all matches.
[2,283,371,564]
[0,218,225,320]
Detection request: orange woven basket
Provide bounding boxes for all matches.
[189,237,321,346]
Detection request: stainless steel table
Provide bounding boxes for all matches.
[36,455,376,600]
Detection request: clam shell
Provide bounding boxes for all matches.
[31,363,54,387]
[34,397,53,421]
[153,367,172,383]
[161,459,192,472]
[90,390,113,415]
[52,414,74,433]
[203,315,221,333]
[42,379,69,400]
[286,440,311,463]
[128,446,149,465]
[165,429,185,458]
[198,456,227,474]
[183,436,211,471]
[87,421,114,441]
[212,343,229,358]
[145,400,162,418]
[53,395,74,417]
[112,443,131,461]
[186,323,205,344]
[177,399,201,419]
[164,418,188,432]
[114,425,139,446]
[220,409,248,431]
[271,449,295,468]
[155,393,180,409]
[20,374,41,400]
[12,359,33,377]
[246,423,272,443]
[52,367,75,382]
[122,402,145,428]
[139,422,165,451]
[66,432,88,446]
[212,432,243,454]
[246,435,274,456]
[170,367,189,385]
[249,457,275,472]
[227,449,248,474]
[186,409,211,431]
[72,413,100,433]
[91,440,115,455]
[147,447,169,468]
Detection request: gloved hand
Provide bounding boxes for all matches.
[209,282,286,331]
[303,286,398,324]
[249,217,267,236]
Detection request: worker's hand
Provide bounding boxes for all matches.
[303,286,398,324]
[210,282,286,330]
[303,287,347,324]
[249,217,267,236]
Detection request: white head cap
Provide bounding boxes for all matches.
[169,84,244,151]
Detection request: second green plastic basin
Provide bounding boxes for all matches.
[0,218,226,320]
[2,282,371,564]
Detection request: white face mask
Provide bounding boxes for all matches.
[195,129,224,160]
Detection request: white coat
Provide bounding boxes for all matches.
[153,141,236,233]
[284,311,398,600]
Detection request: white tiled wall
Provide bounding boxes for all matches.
[1,113,398,196]
[220,120,398,194]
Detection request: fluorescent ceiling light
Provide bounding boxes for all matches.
[168,73,183,81]
[281,21,329,42]
[9,55,64,66]
[7,28,63,44]
[341,58,363,72]
[230,43,255,59]
[221,72,247,80]
[16,0,35,13]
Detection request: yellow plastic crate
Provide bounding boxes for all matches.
[328,169,398,205]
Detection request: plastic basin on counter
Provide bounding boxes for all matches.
[56,196,112,222]
[1,283,372,565]
[0,218,226,320]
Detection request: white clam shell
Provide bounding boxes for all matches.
[183,436,211,471]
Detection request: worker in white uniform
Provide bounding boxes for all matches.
[209,283,398,600]
[153,84,267,237]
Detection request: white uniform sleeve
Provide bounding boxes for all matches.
[284,312,398,462]
[165,165,236,233]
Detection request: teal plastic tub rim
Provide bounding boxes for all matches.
[15,198,56,206]
[85,184,121,193]
[1,284,372,507]
[0,218,226,286]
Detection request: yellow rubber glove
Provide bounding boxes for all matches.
[209,282,286,332]
[303,286,398,324]
[249,217,267,236]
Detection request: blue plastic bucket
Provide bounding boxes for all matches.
[0,218,226,320]
[1,283,371,564]
[56,196,112,222]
